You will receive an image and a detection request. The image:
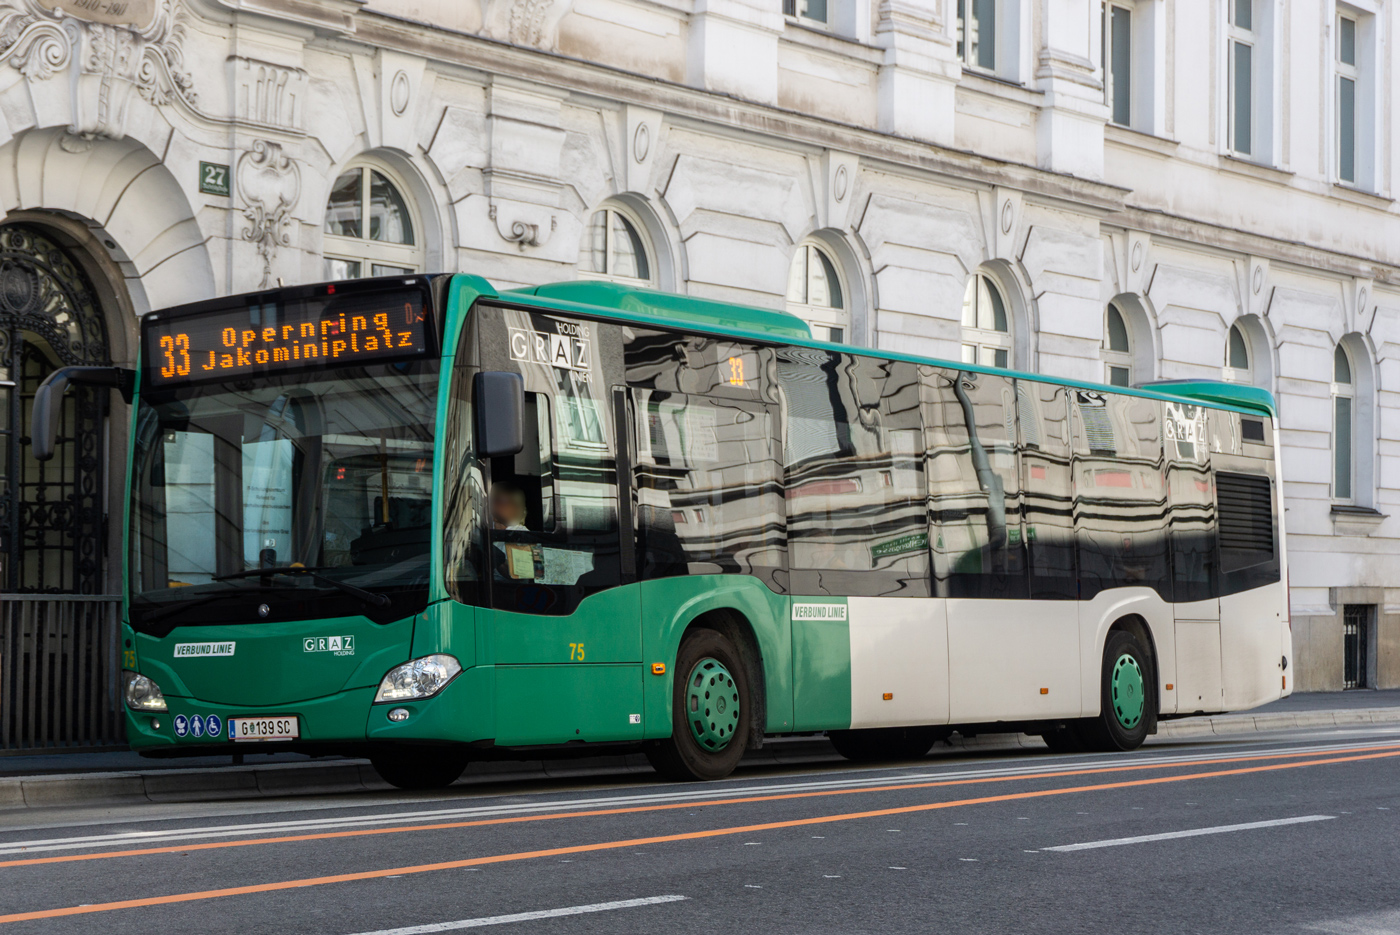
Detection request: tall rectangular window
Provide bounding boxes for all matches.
[1334,395,1353,499]
[1337,14,1357,184]
[1105,3,1133,127]
[957,0,997,72]
[1228,0,1254,156]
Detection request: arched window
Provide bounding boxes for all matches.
[579,205,653,286]
[961,272,1011,368]
[1224,323,1252,382]
[324,164,423,280]
[1103,302,1133,386]
[786,241,849,343]
[1333,343,1355,501]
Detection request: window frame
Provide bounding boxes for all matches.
[1226,0,1256,158]
[961,272,1013,369]
[1336,11,1359,186]
[786,241,850,344]
[1103,1,1134,128]
[1332,343,1356,503]
[956,0,998,74]
[578,204,656,288]
[323,163,424,280]
[1102,302,1133,386]
[783,0,830,29]
[1223,322,1253,384]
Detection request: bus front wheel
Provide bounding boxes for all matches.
[646,628,752,782]
[1077,630,1155,752]
[370,744,470,790]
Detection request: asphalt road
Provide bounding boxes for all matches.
[1,724,1398,935]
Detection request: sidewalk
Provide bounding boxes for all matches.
[0,690,1395,811]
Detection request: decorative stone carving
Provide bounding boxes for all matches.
[231,57,307,132]
[237,140,300,289]
[0,0,195,141]
[481,0,573,52]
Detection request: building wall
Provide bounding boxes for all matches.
[0,0,1395,689]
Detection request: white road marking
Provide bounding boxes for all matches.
[343,895,687,934]
[0,739,1388,857]
[1042,815,1336,852]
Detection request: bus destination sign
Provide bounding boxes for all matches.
[145,290,428,386]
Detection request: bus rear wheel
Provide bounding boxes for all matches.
[1077,630,1154,753]
[370,745,470,790]
[646,628,751,782]
[828,726,946,762]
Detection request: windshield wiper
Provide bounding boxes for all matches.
[215,566,391,609]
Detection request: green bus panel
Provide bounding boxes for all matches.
[410,599,476,665]
[637,576,794,740]
[126,686,379,750]
[137,617,414,707]
[366,665,494,744]
[487,587,641,664]
[792,601,852,732]
[494,663,645,745]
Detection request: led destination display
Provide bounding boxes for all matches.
[144,288,429,386]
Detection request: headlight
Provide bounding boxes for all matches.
[123,672,168,712]
[374,654,462,703]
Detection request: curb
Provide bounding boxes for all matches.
[1,707,1396,811]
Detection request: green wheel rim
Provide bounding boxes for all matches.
[1110,653,1146,730]
[685,657,740,752]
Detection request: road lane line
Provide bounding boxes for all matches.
[342,895,688,933]
[3,742,1398,869]
[0,747,1396,925]
[1041,815,1336,851]
[1,738,1390,854]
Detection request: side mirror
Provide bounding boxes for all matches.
[474,371,524,458]
[31,366,135,461]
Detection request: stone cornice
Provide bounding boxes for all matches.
[350,8,1130,213]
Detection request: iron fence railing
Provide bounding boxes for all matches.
[0,596,125,752]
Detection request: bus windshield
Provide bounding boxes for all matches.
[129,361,439,633]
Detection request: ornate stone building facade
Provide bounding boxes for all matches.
[0,0,1395,690]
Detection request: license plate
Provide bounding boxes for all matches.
[228,716,299,742]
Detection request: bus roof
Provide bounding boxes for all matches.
[493,278,1277,419]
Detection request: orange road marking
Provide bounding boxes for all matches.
[0,747,1395,925]
[1,742,1397,870]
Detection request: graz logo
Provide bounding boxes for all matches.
[508,321,592,376]
[303,635,355,656]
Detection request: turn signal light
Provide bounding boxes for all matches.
[1039,687,1049,695]
[1165,683,1174,690]
[651,663,666,675]
[882,692,893,700]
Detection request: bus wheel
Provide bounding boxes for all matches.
[1078,630,1154,752]
[645,629,751,782]
[370,745,470,790]
[828,726,945,762]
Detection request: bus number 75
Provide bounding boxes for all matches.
[568,643,585,661]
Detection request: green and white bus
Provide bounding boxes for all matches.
[33,274,1290,787]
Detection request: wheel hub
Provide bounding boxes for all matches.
[1111,653,1145,730]
[686,657,740,752]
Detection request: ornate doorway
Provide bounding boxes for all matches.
[0,225,111,593]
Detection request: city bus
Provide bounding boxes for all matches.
[32,274,1291,788]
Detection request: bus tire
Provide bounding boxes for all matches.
[1078,630,1155,752]
[645,628,751,782]
[828,726,945,762]
[370,745,470,790]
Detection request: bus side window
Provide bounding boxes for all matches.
[923,368,1026,600]
[1071,392,1170,600]
[1165,403,1217,603]
[1020,383,1077,599]
[633,390,785,583]
[781,352,928,598]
